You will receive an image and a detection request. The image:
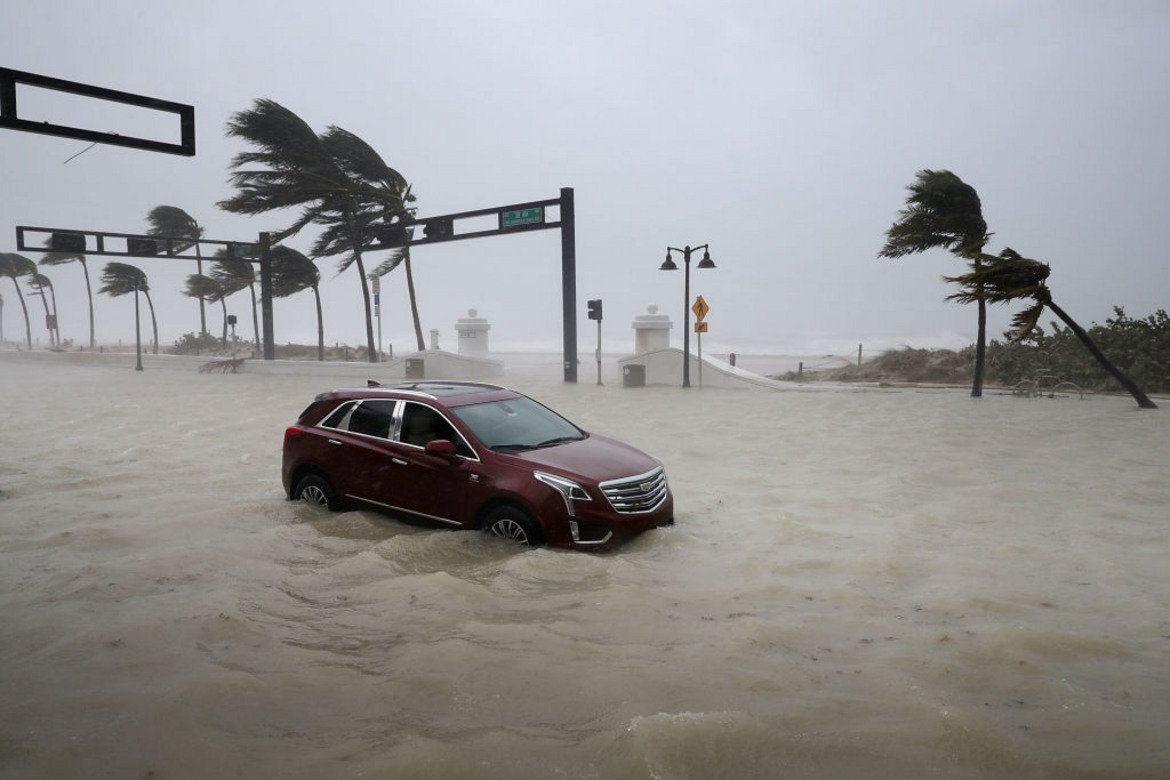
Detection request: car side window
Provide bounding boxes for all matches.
[342,399,396,439]
[400,401,474,457]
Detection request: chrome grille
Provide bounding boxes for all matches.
[600,467,668,514]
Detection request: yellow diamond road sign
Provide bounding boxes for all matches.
[692,295,709,321]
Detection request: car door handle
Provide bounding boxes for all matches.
[391,457,408,466]
[327,439,343,446]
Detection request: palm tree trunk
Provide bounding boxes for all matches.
[405,248,425,352]
[345,215,378,363]
[196,244,207,335]
[10,278,32,349]
[313,284,324,361]
[219,298,228,346]
[1046,299,1157,409]
[81,258,95,348]
[145,290,159,354]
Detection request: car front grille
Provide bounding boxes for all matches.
[600,467,668,514]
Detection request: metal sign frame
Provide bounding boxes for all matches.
[0,68,195,156]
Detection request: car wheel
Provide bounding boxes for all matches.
[483,506,542,546]
[295,474,342,511]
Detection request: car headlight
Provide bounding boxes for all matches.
[534,471,591,517]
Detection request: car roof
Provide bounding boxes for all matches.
[317,381,521,408]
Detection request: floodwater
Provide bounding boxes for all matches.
[1,354,1168,778]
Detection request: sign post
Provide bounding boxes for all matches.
[692,296,710,389]
[371,274,382,362]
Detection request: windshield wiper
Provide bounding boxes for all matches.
[491,443,536,452]
[535,435,584,449]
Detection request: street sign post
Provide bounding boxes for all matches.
[692,297,710,388]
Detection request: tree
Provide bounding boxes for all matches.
[880,170,992,397]
[99,262,158,354]
[370,183,425,351]
[218,99,410,362]
[27,272,60,348]
[210,249,259,347]
[0,252,36,349]
[40,240,96,348]
[184,274,230,345]
[947,249,1157,409]
[146,206,207,334]
[268,245,325,360]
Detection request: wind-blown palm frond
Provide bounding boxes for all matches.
[268,245,320,297]
[945,248,1051,305]
[27,272,53,292]
[0,252,37,278]
[146,205,203,252]
[880,169,989,258]
[185,274,226,302]
[99,263,148,297]
[371,247,408,278]
[210,250,256,295]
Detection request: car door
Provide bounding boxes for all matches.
[316,399,400,504]
[384,401,473,527]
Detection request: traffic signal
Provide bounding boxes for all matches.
[587,299,603,321]
[50,232,86,252]
[127,237,160,256]
[423,218,454,240]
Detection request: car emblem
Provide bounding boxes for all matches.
[640,481,655,492]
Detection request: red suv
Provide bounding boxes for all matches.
[281,381,674,550]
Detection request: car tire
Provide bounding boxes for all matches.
[294,474,343,511]
[483,505,542,547]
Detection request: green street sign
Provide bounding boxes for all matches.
[502,207,544,228]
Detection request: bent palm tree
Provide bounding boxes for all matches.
[880,169,991,397]
[210,250,259,347]
[185,274,229,345]
[0,253,36,349]
[27,273,60,347]
[947,250,1157,409]
[146,206,207,334]
[268,245,325,360]
[99,262,159,354]
[40,240,95,347]
[219,99,410,362]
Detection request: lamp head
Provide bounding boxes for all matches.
[659,250,679,271]
[696,249,716,269]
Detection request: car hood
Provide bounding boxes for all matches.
[505,433,661,483]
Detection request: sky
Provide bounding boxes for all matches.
[3,0,1168,358]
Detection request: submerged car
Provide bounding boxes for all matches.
[281,381,674,550]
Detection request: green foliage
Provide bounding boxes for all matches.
[991,308,1170,393]
[171,331,223,355]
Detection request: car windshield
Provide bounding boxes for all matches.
[451,396,585,452]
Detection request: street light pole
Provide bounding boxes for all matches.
[660,244,716,388]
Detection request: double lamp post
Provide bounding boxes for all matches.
[660,244,716,388]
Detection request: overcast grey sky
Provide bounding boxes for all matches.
[3,0,1168,356]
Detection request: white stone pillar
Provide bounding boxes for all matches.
[456,309,491,357]
[632,304,672,354]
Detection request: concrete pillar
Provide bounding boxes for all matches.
[455,309,491,358]
[429,329,440,351]
[632,304,672,354]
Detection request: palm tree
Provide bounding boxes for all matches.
[184,274,229,345]
[880,170,992,397]
[370,183,425,351]
[268,245,325,360]
[0,253,36,349]
[146,206,207,334]
[947,249,1157,409]
[40,240,96,348]
[27,273,60,348]
[218,99,410,362]
[210,249,259,347]
[99,262,158,354]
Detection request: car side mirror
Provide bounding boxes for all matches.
[424,439,458,458]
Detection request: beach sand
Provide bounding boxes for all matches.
[1,351,1168,778]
